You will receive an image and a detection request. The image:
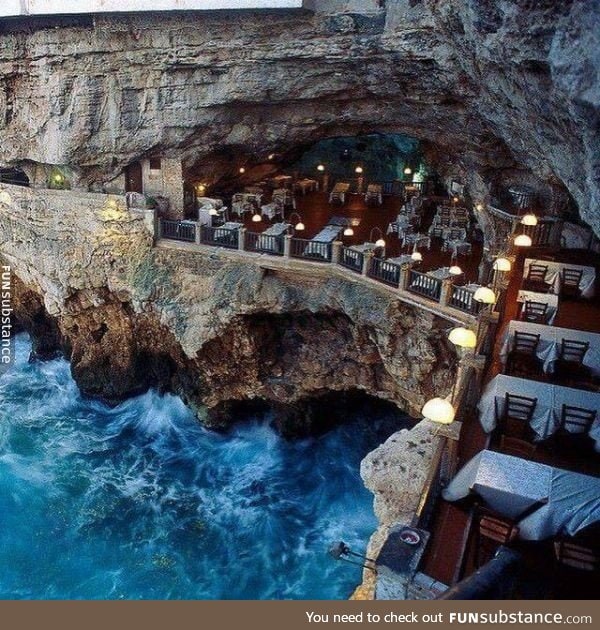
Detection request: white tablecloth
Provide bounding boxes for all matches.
[260,202,282,219]
[329,182,350,204]
[499,320,600,376]
[516,290,559,324]
[402,233,431,250]
[442,450,552,519]
[296,178,318,194]
[479,374,600,444]
[387,255,415,266]
[303,225,342,256]
[365,184,383,205]
[257,222,289,252]
[443,450,600,540]
[524,259,596,298]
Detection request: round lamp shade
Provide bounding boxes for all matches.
[422,397,455,424]
[239,167,246,174]
[375,238,386,248]
[0,191,12,205]
[268,154,275,160]
[354,166,363,174]
[403,167,412,175]
[448,327,477,349]
[343,227,354,236]
[317,164,325,172]
[521,213,538,226]
[449,265,462,275]
[411,251,423,262]
[475,203,484,211]
[295,222,305,231]
[473,287,496,304]
[493,257,512,272]
[514,234,532,247]
[252,213,262,222]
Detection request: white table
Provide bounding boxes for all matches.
[524,259,596,298]
[402,233,431,250]
[295,178,319,194]
[260,201,282,220]
[442,450,552,519]
[365,184,383,205]
[478,374,600,444]
[329,182,350,204]
[257,222,289,252]
[388,255,416,266]
[304,225,342,257]
[443,450,600,540]
[516,290,559,324]
[499,320,600,376]
[272,188,296,209]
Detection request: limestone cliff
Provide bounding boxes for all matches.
[1,185,457,434]
[0,1,598,234]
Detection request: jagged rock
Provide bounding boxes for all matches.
[0,1,598,234]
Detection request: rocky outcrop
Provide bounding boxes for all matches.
[0,1,598,234]
[1,184,457,434]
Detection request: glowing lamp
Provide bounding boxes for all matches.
[252,212,262,222]
[422,397,455,425]
[411,251,423,262]
[239,167,246,174]
[475,203,484,211]
[0,190,12,205]
[403,167,412,175]
[295,221,305,231]
[343,227,354,236]
[209,207,219,216]
[268,154,275,160]
[317,164,325,172]
[449,265,463,276]
[473,287,496,304]
[53,173,64,183]
[521,213,538,226]
[514,234,532,247]
[355,166,363,174]
[493,257,511,272]
[448,327,477,349]
[375,238,386,248]
[452,196,459,203]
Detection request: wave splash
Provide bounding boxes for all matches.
[0,335,406,599]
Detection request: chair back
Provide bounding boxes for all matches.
[448,228,463,240]
[478,508,519,545]
[512,331,540,355]
[554,540,599,571]
[562,268,583,288]
[560,404,597,434]
[504,393,537,422]
[430,227,444,239]
[559,339,589,364]
[499,435,537,459]
[522,301,548,323]
[526,264,548,282]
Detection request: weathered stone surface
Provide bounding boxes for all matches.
[1,184,457,430]
[0,1,598,234]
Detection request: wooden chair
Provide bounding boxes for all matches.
[499,435,537,459]
[559,404,597,434]
[429,226,444,239]
[561,268,584,299]
[553,339,591,385]
[522,264,552,293]
[520,300,548,324]
[498,392,538,441]
[476,506,520,567]
[554,540,599,572]
[505,332,543,378]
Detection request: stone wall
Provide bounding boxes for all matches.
[141,158,184,217]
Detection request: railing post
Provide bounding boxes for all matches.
[362,251,373,276]
[157,217,163,240]
[284,234,292,258]
[332,240,342,265]
[399,263,410,290]
[195,222,202,245]
[238,227,246,252]
[439,278,453,306]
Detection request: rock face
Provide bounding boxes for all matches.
[1,184,457,434]
[0,1,598,233]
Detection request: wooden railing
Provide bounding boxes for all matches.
[407,270,442,301]
[367,256,401,287]
[290,237,332,262]
[339,246,363,273]
[244,231,284,256]
[159,219,196,242]
[200,224,239,249]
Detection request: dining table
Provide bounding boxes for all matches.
[257,222,289,252]
[516,290,559,324]
[499,320,600,377]
[295,178,319,195]
[443,450,600,540]
[365,184,383,205]
[478,374,600,446]
[329,182,351,204]
[303,225,342,257]
[523,259,596,298]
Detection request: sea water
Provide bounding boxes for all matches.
[0,334,409,600]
